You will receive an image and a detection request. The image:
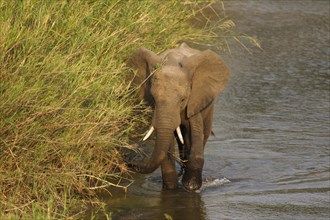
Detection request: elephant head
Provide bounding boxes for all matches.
[127,43,229,190]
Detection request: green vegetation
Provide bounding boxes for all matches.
[0,0,242,219]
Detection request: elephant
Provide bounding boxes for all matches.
[127,43,229,191]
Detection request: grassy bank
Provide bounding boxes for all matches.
[0,0,238,219]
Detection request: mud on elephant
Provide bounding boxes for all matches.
[127,43,229,191]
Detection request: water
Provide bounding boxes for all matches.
[101,1,330,219]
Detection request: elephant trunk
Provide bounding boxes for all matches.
[137,127,174,174]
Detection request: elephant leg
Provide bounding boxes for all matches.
[161,138,178,190]
[182,113,204,191]
[202,104,215,146]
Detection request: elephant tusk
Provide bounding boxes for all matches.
[176,127,184,144]
[142,126,154,141]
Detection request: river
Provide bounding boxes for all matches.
[99,1,330,219]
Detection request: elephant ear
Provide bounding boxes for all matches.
[127,47,161,106]
[182,50,229,118]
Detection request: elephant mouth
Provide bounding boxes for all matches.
[142,126,184,144]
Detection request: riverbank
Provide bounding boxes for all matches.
[0,1,238,218]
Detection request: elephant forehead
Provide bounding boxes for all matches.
[160,66,186,78]
[162,52,185,64]
[152,69,189,92]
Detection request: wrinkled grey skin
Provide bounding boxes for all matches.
[127,43,229,191]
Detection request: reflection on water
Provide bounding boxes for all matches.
[105,188,207,220]
[102,1,330,219]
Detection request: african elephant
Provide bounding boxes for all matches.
[127,43,229,191]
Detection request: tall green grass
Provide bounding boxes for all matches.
[0,0,241,218]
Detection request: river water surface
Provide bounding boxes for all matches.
[102,1,330,219]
